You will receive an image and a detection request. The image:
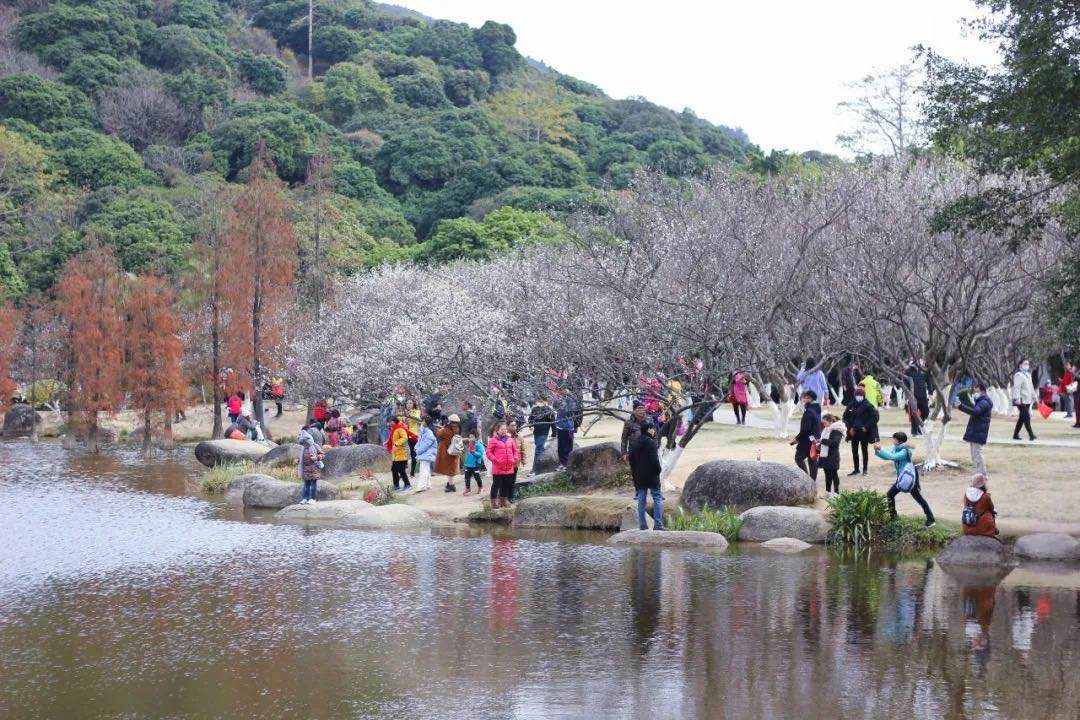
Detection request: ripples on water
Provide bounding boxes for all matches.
[0,440,1078,720]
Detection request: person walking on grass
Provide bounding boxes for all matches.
[818,413,846,497]
[1011,359,1038,441]
[386,413,411,492]
[462,432,485,496]
[957,382,993,476]
[790,390,821,482]
[843,386,878,476]
[486,422,520,509]
[962,474,998,537]
[298,429,324,505]
[436,414,462,493]
[875,431,935,527]
[413,418,437,493]
[630,424,664,530]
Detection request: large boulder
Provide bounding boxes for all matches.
[259,443,303,468]
[937,535,1007,567]
[512,496,632,530]
[276,499,432,530]
[321,443,391,479]
[3,403,41,438]
[1013,533,1080,562]
[682,460,816,511]
[737,506,829,544]
[195,439,275,467]
[242,476,338,509]
[223,473,263,506]
[609,529,729,550]
[566,442,625,487]
[532,442,561,474]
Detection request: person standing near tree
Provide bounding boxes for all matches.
[386,413,411,492]
[435,414,462,492]
[957,383,993,476]
[527,396,556,468]
[412,418,437,493]
[841,361,863,407]
[630,425,664,530]
[298,428,324,505]
[790,390,821,482]
[227,390,243,425]
[507,419,526,500]
[1011,359,1037,441]
[843,386,877,476]
[730,371,750,426]
[405,399,422,476]
[1057,364,1073,419]
[269,376,285,418]
[554,392,578,466]
[818,413,846,497]
[796,359,831,408]
[905,358,932,435]
[486,422,520,509]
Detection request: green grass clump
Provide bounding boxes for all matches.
[828,489,955,553]
[514,470,576,500]
[666,505,743,542]
[201,460,298,493]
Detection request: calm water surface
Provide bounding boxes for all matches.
[0,440,1078,720]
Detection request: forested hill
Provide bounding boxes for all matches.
[0,0,760,298]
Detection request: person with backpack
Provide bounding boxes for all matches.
[486,422,520,509]
[435,414,462,492]
[843,386,879,476]
[297,429,325,505]
[790,390,821,481]
[818,413,846,497]
[875,431,935,527]
[962,474,998,537]
[412,418,437,493]
[957,382,993,476]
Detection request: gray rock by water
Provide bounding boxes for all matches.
[242,476,338,509]
[223,473,264,506]
[937,535,1007,567]
[276,499,432,530]
[195,439,275,467]
[609,529,729,549]
[321,443,391,479]
[259,443,303,468]
[566,442,624,487]
[682,460,816,511]
[1013,533,1080,562]
[738,506,829,544]
[532,442,561,474]
[761,537,813,553]
[512,495,631,530]
[3,403,41,438]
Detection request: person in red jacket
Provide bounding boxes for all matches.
[486,423,521,509]
[1060,362,1076,420]
[962,474,998,538]
[312,399,329,429]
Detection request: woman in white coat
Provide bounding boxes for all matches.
[1011,359,1037,441]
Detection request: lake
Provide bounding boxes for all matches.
[1,440,1077,719]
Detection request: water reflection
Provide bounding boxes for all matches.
[1,441,1079,719]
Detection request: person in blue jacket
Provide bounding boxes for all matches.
[875,431,935,527]
[957,382,993,476]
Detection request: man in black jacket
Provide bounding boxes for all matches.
[905,359,932,422]
[791,390,821,481]
[621,402,654,460]
[527,397,556,466]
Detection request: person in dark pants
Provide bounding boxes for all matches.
[629,425,664,530]
[876,431,935,527]
[905,359,932,422]
[843,386,879,475]
[554,394,578,466]
[485,422,520,508]
[1011,360,1037,441]
[791,390,821,482]
[819,413,846,496]
[527,397,556,466]
[841,361,863,407]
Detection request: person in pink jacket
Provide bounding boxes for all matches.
[486,423,521,508]
[730,371,750,425]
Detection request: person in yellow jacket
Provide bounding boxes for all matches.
[385,415,412,491]
[859,374,884,408]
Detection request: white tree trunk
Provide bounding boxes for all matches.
[921,419,957,470]
[659,444,684,490]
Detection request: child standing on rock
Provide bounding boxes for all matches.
[298,429,324,505]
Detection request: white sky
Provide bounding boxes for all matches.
[394,0,1000,155]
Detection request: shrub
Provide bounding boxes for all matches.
[323,62,391,123]
[0,75,94,132]
[827,489,891,549]
[513,470,575,501]
[235,52,287,96]
[47,129,150,190]
[666,505,742,542]
[201,459,298,493]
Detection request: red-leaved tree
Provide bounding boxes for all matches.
[222,142,296,435]
[0,302,21,409]
[124,275,185,449]
[57,247,124,450]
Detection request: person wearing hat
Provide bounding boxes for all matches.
[297,429,325,504]
[435,414,462,492]
[962,474,998,537]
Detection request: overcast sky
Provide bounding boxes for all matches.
[394,0,1000,155]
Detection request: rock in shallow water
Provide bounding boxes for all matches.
[242,476,338,508]
[760,537,813,553]
[195,439,275,467]
[737,506,829,544]
[609,529,729,549]
[2,404,40,438]
[682,460,816,511]
[1013,533,1080,562]
[276,500,432,529]
[512,496,631,530]
[937,535,1007,567]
